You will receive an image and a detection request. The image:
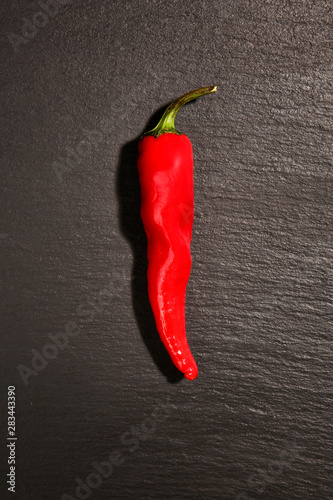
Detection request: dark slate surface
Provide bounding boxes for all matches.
[1,1,332,499]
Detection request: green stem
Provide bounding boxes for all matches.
[141,85,217,139]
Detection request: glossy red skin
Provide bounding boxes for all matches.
[137,133,198,380]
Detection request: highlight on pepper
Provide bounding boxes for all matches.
[137,86,217,380]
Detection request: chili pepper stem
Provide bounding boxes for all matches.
[142,86,217,139]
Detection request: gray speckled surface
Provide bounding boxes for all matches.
[1,1,332,499]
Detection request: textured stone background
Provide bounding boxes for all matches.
[1,1,332,499]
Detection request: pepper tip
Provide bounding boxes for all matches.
[184,365,198,381]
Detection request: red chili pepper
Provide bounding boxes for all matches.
[137,86,217,380]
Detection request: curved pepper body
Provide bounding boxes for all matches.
[138,133,197,380]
